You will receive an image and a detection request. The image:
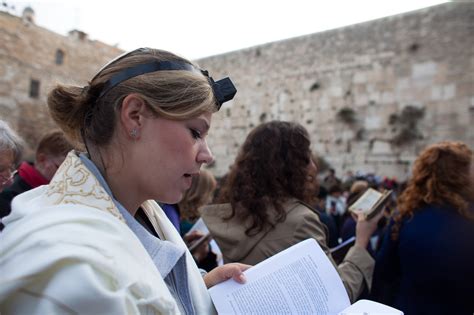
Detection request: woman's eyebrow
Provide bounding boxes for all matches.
[193,118,210,132]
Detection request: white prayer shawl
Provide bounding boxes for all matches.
[0,152,216,314]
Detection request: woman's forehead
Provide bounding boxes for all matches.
[188,112,212,128]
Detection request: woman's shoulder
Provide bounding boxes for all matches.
[3,182,134,254]
[282,199,323,230]
[1,198,162,283]
[410,204,471,222]
[201,202,232,220]
[0,203,178,314]
[3,203,132,249]
[285,199,320,216]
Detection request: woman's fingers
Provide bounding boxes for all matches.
[204,263,252,288]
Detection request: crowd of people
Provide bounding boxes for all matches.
[0,47,472,315]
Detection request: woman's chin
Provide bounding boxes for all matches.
[156,193,184,205]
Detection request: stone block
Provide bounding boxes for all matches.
[443,84,456,100]
[331,86,343,97]
[413,76,434,88]
[367,92,381,104]
[381,92,394,104]
[355,93,368,107]
[318,96,330,110]
[354,72,367,84]
[456,108,470,126]
[395,78,410,91]
[412,61,437,79]
[301,99,311,111]
[0,97,15,109]
[313,143,325,154]
[364,116,381,130]
[431,86,442,100]
[371,140,393,155]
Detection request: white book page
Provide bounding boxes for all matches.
[338,299,403,315]
[208,239,350,315]
[187,217,209,234]
[349,188,382,213]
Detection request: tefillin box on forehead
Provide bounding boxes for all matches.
[92,48,237,110]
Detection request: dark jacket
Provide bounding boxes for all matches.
[0,174,32,219]
[0,162,48,219]
[372,205,474,315]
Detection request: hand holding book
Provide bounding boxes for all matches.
[208,239,403,314]
[349,188,391,249]
[349,188,393,220]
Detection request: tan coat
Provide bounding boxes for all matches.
[201,199,374,302]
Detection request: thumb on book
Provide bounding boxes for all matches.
[204,263,251,288]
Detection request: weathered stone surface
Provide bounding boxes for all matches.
[0,11,123,151]
[197,3,473,178]
[1,3,472,179]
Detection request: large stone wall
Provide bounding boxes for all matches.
[197,3,474,179]
[0,11,123,155]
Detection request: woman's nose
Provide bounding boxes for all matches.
[197,140,214,165]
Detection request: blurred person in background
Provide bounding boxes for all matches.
[340,180,390,258]
[323,167,342,190]
[179,169,217,235]
[0,120,23,193]
[313,184,338,248]
[0,120,24,230]
[340,180,370,243]
[179,169,219,271]
[0,130,74,219]
[325,184,347,236]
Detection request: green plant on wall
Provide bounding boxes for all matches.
[336,107,357,125]
[389,105,425,146]
[355,128,367,141]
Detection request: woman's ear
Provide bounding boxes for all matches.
[120,94,147,140]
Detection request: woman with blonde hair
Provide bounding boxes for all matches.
[179,169,217,234]
[372,141,474,315]
[0,48,247,314]
[178,169,219,271]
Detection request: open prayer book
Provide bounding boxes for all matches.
[208,239,403,315]
[349,188,393,220]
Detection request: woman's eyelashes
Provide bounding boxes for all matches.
[190,128,202,139]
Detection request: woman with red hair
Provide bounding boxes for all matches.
[372,141,474,315]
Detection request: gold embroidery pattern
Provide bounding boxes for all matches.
[45,152,125,223]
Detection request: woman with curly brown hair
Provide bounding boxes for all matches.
[372,141,474,315]
[201,120,382,302]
